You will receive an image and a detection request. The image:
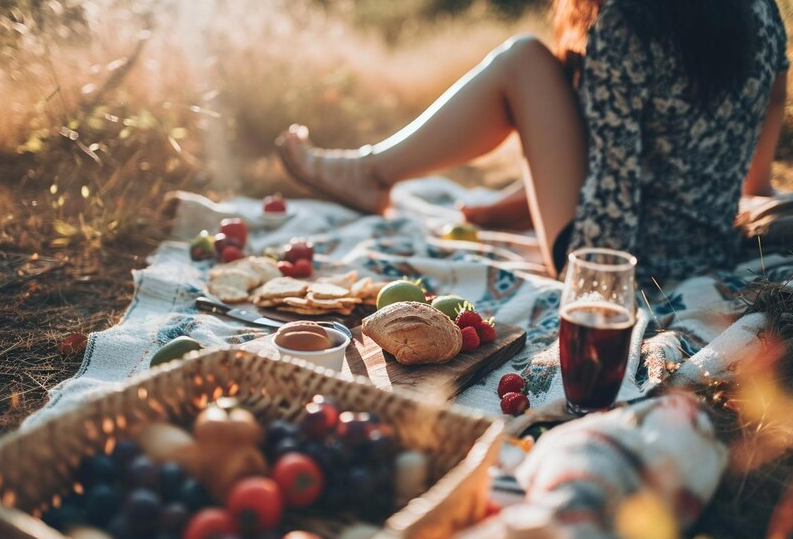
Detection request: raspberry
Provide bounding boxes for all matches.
[293,258,313,278]
[456,309,483,330]
[460,326,481,351]
[500,392,530,416]
[476,319,496,343]
[277,260,296,277]
[221,245,244,263]
[497,373,525,398]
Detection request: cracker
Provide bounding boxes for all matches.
[277,305,332,316]
[308,282,350,299]
[306,293,361,306]
[230,256,281,284]
[208,268,258,291]
[208,284,250,304]
[350,277,372,298]
[254,277,308,299]
[366,281,390,298]
[316,271,358,287]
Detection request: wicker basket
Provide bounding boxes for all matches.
[0,348,503,539]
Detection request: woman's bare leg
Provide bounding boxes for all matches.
[280,35,586,275]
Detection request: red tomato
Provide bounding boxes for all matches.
[277,260,296,277]
[263,194,287,213]
[221,245,244,263]
[226,477,283,532]
[220,218,248,248]
[292,258,313,278]
[283,532,323,539]
[272,452,324,509]
[183,508,236,539]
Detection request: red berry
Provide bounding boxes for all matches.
[456,309,483,330]
[277,260,296,277]
[500,392,530,416]
[221,245,244,263]
[292,258,313,278]
[219,218,248,248]
[183,508,237,539]
[460,326,480,351]
[476,320,497,343]
[497,373,525,398]
[214,232,243,258]
[226,477,283,532]
[284,238,314,263]
[263,194,287,213]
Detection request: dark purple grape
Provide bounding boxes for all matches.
[320,479,349,510]
[123,489,162,535]
[76,454,118,487]
[271,437,301,461]
[84,483,122,526]
[302,439,347,474]
[361,429,397,462]
[41,501,87,532]
[336,412,370,446]
[159,501,189,534]
[178,478,211,511]
[154,533,180,539]
[126,454,160,492]
[267,420,300,447]
[107,514,135,539]
[112,439,141,469]
[346,466,377,504]
[159,461,186,501]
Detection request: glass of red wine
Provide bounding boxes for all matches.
[559,248,637,415]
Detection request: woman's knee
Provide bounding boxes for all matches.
[493,34,554,65]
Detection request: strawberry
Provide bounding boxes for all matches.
[292,258,313,278]
[497,373,525,397]
[456,309,483,330]
[476,318,496,343]
[500,392,530,416]
[460,326,480,351]
[277,260,296,277]
[220,245,244,263]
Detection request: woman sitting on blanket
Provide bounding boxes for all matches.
[277,0,789,282]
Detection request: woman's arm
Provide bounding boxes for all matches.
[744,73,788,197]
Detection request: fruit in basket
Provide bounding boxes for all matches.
[125,455,160,491]
[190,230,216,261]
[77,455,119,488]
[498,373,526,398]
[160,461,187,501]
[283,532,323,539]
[263,193,287,213]
[160,501,190,534]
[500,392,530,416]
[394,451,429,507]
[362,301,463,365]
[301,401,338,439]
[194,405,263,446]
[430,295,467,320]
[460,326,481,352]
[84,484,122,527]
[441,223,479,242]
[184,508,237,539]
[220,218,248,248]
[150,336,203,367]
[336,411,371,446]
[272,453,325,508]
[227,477,283,532]
[375,280,426,310]
[123,489,162,535]
[135,423,197,468]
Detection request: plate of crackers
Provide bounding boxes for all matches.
[206,257,388,317]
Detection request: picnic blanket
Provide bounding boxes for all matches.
[24,177,793,428]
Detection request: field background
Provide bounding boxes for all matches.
[0,1,792,537]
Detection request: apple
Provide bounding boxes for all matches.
[190,230,216,261]
[284,238,314,263]
[219,218,248,248]
[214,233,243,258]
[263,194,287,213]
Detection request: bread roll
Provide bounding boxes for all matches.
[362,301,463,365]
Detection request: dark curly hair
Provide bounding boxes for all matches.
[553,0,761,107]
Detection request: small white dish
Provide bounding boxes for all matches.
[273,327,350,371]
[259,210,292,229]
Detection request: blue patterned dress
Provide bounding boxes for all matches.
[567,0,790,282]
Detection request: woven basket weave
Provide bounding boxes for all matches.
[0,348,503,539]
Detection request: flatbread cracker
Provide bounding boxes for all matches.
[305,293,361,307]
[208,284,250,304]
[308,282,350,299]
[255,277,308,299]
[228,256,281,283]
[277,305,332,316]
[350,277,372,298]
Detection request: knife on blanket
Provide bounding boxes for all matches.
[195,297,354,339]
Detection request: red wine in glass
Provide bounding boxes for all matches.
[559,248,637,415]
[559,302,634,412]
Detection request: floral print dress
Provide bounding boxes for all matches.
[567,0,790,282]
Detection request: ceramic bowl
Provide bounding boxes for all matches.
[273,327,350,371]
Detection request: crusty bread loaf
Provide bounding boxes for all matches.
[362,302,463,365]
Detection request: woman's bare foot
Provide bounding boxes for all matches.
[459,181,533,230]
[276,124,390,214]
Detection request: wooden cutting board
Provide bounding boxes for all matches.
[341,323,527,401]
